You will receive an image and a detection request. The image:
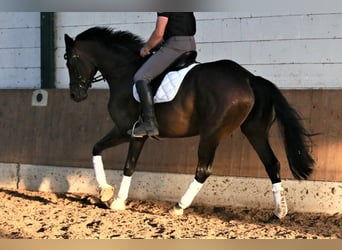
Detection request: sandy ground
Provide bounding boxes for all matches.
[0,188,341,239]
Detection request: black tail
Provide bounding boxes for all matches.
[251,76,315,180]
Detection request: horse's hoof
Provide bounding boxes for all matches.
[169,205,184,216]
[274,205,288,219]
[274,192,288,219]
[274,209,287,219]
[110,198,126,210]
[98,186,115,202]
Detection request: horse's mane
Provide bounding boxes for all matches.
[75,26,144,53]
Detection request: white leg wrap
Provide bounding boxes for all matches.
[272,182,288,219]
[117,175,132,201]
[93,155,110,188]
[178,179,203,209]
[110,175,132,210]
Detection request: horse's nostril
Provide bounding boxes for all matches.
[70,93,76,100]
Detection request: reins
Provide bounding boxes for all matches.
[65,53,106,89]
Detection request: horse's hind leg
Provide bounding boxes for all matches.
[241,119,288,218]
[170,137,218,216]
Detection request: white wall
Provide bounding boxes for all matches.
[0,12,40,89]
[195,13,342,89]
[1,11,342,89]
[55,12,342,89]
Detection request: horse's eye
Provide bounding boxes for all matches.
[64,53,68,60]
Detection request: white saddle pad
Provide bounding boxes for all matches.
[133,63,199,103]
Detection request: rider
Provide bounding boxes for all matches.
[128,12,197,137]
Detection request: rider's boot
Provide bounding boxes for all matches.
[128,80,159,137]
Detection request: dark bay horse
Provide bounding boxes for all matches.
[64,27,314,218]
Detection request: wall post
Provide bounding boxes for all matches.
[40,12,55,89]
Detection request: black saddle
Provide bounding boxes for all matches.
[169,50,197,71]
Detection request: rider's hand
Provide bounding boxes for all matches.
[140,47,150,57]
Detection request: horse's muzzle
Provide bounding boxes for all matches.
[70,89,88,102]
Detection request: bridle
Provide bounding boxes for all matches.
[64,52,105,90]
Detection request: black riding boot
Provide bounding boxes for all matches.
[128,80,159,137]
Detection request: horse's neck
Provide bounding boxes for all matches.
[97,57,141,101]
[89,42,143,100]
[97,53,141,87]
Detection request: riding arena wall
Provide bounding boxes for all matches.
[0,12,341,213]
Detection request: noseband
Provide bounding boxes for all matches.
[64,53,105,90]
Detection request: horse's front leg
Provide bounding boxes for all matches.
[110,137,147,210]
[92,128,128,205]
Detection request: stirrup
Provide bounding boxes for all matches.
[130,125,159,138]
[129,118,144,138]
[128,117,160,139]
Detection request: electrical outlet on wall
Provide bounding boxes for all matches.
[32,89,48,107]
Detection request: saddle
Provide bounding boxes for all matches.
[150,50,197,95]
[133,51,199,103]
[168,50,197,71]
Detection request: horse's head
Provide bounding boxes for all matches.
[64,34,97,102]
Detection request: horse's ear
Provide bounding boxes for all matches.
[64,34,74,48]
